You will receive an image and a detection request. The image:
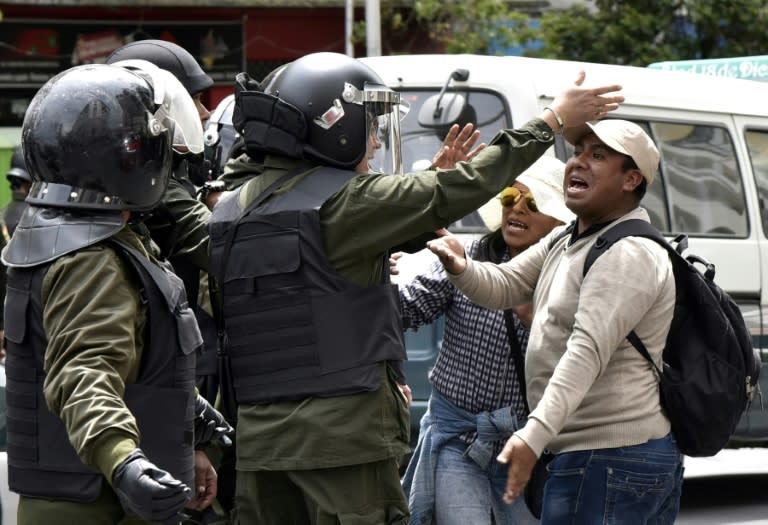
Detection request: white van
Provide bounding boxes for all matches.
[360,54,768,448]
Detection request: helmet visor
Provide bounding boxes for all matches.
[362,84,408,175]
[110,59,204,154]
[204,94,238,177]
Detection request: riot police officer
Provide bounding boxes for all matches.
[208,51,623,523]
[106,39,237,524]
[0,145,32,359]
[3,145,31,238]
[2,60,228,524]
[105,40,220,404]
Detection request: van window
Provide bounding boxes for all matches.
[399,89,510,233]
[561,120,747,237]
[744,129,768,238]
[652,122,746,237]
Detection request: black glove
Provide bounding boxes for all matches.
[112,449,192,524]
[194,394,234,447]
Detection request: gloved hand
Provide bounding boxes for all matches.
[194,394,234,447]
[112,449,192,524]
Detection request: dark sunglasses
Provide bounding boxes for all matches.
[498,187,538,212]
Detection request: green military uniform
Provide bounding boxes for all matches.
[146,174,212,272]
[231,119,556,524]
[218,152,261,192]
[17,227,169,525]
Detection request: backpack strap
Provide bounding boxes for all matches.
[583,219,701,277]
[547,223,574,251]
[626,331,661,377]
[583,219,665,276]
[582,219,674,377]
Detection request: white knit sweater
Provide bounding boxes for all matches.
[450,207,675,457]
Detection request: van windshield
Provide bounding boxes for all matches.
[398,89,510,233]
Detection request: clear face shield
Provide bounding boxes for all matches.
[110,59,204,155]
[203,94,238,177]
[361,83,409,175]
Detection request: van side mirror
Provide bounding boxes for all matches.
[417,92,469,129]
[418,68,473,132]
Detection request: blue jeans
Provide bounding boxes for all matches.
[541,434,684,525]
[434,438,539,525]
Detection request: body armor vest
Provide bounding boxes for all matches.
[3,240,199,502]
[170,254,219,402]
[208,167,406,404]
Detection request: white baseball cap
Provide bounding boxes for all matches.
[477,155,574,230]
[565,119,659,184]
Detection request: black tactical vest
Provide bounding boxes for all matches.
[171,256,218,403]
[3,240,199,502]
[208,167,406,404]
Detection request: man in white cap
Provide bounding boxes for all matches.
[426,119,683,524]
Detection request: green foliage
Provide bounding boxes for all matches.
[357,0,529,55]
[414,0,530,54]
[360,0,768,63]
[518,0,768,66]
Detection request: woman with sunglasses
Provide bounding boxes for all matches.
[399,156,574,525]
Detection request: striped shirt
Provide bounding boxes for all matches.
[399,240,529,424]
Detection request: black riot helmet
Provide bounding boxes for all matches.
[253,52,408,173]
[22,62,203,212]
[6,145,31,188]
[106,39,213,96]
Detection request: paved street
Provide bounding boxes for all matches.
[677,447,768,524]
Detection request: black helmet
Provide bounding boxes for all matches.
[262,52,404,171]
[22,63,198,212]
[106,39,213,96]
[6,145,31,186]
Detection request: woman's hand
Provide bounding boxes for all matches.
[426,228,467,275]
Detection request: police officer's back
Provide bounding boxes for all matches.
[1,60,225,524]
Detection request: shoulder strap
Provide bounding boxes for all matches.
[502,310,529,412]
[547,223,573,251]
[582,219,675,375]
[583,219,665,276]
[241,166,313,217]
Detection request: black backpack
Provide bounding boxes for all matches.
[581,219,762,457]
